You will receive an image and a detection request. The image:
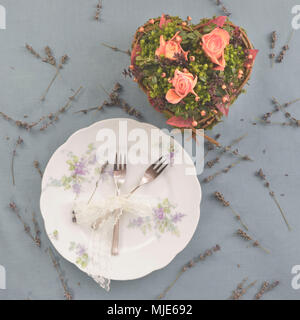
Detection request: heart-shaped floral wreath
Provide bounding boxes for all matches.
[130,15,258,136]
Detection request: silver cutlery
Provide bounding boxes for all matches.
[112,153,127,256]
[129,156,169,194]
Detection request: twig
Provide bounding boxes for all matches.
[32,212,41,247]
[230,278,257,300]
[215,0,231,16]
[276,30,294,63]
[0,86,82,132]
[47,247,72,300]
[256,169,291,231]
[88,161,108,204]
[40,86,83,131]
[206,134,252,168]
[157,245,221,299]
[33,160,43,178]
[9,202,40,247]
[95,0,102,20]
[236,229,270,254]
[11,137,23,186]
[41,54,69,101]
[214,192,249,231]
[101,43,131,56]
[74,82,141,118]
[203,159,242,183]
[254,280,279,300]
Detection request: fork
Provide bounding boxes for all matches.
[111,153,127,256]
[129,156,169,195]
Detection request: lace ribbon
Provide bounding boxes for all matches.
[72,195,154,291]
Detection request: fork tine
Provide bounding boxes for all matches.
[157,163,168,175]
[114,153,118,171]
[123,154,127,170]
[154,159,167,172]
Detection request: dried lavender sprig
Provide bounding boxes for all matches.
[1,86,82,132]
[25,43,41,59]
[11,137,23,186]
[157,245,221,299]
[203,159,241,183]
[256,169,291,231]
[214,192,249,231]
[206,134,252,168]
[101,43,131,56]
[276,30,294,63]
[270,31,277,67]
[47,247,72,300]
[32,212,41,247]
[41,54,69,101]
[40,86,83,131]
[254,280,279,300]
[237,229,270,254]
[74,83,141,118]
[33,160,43,178]
[95,0,102,20]
[215,0,231,16]
[44,46,56,66]
[230,278,257,300]
[9,202,40,247]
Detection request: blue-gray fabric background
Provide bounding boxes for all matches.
[0,0,300,300]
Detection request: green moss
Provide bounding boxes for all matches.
[134,16,251,128]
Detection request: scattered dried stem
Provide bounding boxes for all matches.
[47,247,72,300]
[41,54,69,101]
[11,136,23,186]
[230,277,257,300]
[157,245,221,299]
[237,229,270,254]
[276,30,294,63]
[214,192,249,231]
[74,82,141,118]
[95,0,102,20]
[9,202,40,247]
[206,134,252,168]
[256,169,291,231]
[203,159,242,183]
[101,43,131,56]
[215,0,231,16]
[254,280,279,300]
[33,160,43,178]
[0,86,82,131]
[32,211,41,247]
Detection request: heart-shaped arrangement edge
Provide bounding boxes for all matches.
[130,15,258,134]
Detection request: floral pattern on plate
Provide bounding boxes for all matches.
[127,198,185,237]
[46,143,112,196]
[69,242,89,268]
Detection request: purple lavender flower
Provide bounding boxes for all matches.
[171,212,185,223]
[72,183,81,195]
[74,160,87,176]
[76,245,86,256]
[154,207,165,220]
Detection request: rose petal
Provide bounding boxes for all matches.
[166,89,183,104]
[166,116,193,128]
[210,16,227,28]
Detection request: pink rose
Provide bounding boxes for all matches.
[155,32,189,61]
[166,69,198,104]
[202,27,230,71]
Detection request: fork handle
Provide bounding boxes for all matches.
[111,210,121,256]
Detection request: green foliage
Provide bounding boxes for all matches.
[134,16,250,128]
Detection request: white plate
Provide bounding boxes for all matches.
[40,118,201,280]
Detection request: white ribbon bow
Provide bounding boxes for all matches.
[72,195,154,291]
